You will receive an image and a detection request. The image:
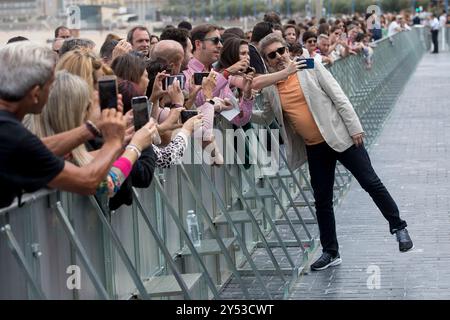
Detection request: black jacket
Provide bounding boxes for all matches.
[108,146,157,210]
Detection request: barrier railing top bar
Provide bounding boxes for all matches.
[0,189,56,216]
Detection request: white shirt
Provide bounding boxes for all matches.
[431,18,440,30]
[388,21,401,37]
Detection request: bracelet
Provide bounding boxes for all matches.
[223,69,230,79]
[85,120,102,138]
[125,144,142,158]
[171,103,183,108]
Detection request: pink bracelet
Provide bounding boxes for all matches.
[113,157,133,178]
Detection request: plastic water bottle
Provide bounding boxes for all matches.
[186,210,201,247]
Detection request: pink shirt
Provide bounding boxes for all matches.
[183,58,253,127]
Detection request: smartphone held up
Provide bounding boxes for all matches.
[131,96,152,131]
[193,72,210,85]
[98,75,118,110]
[163,74,186,90]
[180,110,198,123]
[295,57,315,70]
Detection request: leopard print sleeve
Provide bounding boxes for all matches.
[153,131,189,168]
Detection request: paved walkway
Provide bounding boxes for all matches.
[289,51,450,300]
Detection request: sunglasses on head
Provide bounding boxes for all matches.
[203,37,223,45]
[267,46,286,59]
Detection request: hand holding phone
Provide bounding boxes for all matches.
[193,72,210,85]
[245,66,255,74]
[129,121,158,152]
[167,78,184,106]
[163,74,186,90]
[295,57,315,69]
[98,75,118,109]
[180,110,198,123]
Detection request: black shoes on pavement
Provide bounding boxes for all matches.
[310,228,413,271]
[396,228,414,252]
[310,252,342,271]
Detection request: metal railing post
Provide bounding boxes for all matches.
[54,201,111,300]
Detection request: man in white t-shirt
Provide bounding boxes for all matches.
[387,15,404,37]
[430,13,440,53]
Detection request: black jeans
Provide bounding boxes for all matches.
[306,142,407,256]
[431,30,439,53]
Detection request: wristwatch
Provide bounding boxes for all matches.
[85,120,102,138]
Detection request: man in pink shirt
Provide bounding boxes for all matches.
[183,24,255,164]
[183,24,254,128]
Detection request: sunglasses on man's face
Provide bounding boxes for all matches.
[203,37,223,45]
[267,46,286,60]
[307,39,317,44]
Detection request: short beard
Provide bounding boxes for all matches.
[267,60,285,73]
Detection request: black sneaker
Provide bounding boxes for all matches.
[310,252,342,271]
[396,228,414,252]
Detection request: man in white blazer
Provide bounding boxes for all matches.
[251,33,413,271]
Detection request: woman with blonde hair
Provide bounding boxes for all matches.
[27,71,201,207]
[55,48,102,94]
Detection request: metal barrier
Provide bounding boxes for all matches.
[447,27,450,51]
[0,27,428,300]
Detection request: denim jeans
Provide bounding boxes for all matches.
[305,142,407,256]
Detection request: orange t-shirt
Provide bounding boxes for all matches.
[277,74,324,146]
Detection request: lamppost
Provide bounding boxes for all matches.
[328,0,332,18]
[239,0,243,19]
[315,0,323,20]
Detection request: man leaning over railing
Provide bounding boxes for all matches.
[0,42,126,209]
[251,33,414,272]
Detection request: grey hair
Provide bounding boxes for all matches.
[317,34,329,44]
[259,33,287,61]
[0,41,57,102]
[59,38,95,57]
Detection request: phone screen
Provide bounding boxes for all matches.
[132,96,150,131]
[164,74,186,90]
[180,110,198,123]
[98,77,118,109]
[193,72,210,85]
[296,58,315,69]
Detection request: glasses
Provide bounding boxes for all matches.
[267,46,286,59]
[307,39,317,44]
[203,37,223,45]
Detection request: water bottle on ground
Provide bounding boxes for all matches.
[186,210,201,247]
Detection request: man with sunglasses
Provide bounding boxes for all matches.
[183,24,254,128]
[251,34,413,272]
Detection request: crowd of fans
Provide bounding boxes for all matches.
[0,9,445,210]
